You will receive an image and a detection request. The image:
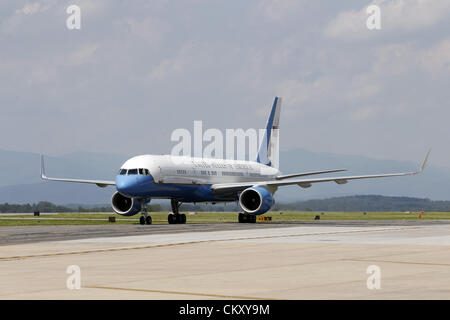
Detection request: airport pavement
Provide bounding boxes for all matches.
[0,222,449,299]
[1,220,449,245]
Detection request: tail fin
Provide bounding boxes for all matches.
[256,97,281,168]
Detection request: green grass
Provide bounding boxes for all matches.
[0,219,135,226]
[0,211,449,226]
[269,211,450,221]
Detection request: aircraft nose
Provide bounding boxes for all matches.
[116,176,138,196]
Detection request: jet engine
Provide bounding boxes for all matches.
[111,191,142,216]
[238,186,274,215]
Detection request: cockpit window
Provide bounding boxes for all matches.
[123,168,150,175]
[128,169,138,175]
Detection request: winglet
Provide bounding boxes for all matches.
[419,149,431,173]
[40,154,47,180]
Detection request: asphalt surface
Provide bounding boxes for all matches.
[1,220,449,245]
[1,222,450,299]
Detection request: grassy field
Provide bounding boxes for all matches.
[0,211,449,226]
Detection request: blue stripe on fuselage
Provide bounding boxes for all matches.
[116,175,234,202]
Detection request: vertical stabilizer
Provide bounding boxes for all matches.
[256,97,281,168]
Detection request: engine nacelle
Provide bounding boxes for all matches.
[111,191,142,216]
[239,186,274,215]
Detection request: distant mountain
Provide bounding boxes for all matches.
[0,182,114,205]
[279,195,450,212]
[0,148,449,204]
[1,196,449,213]
[0,150,128,204]
[0,150,130,187]
[275,149,450,202]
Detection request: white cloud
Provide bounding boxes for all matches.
[347,85,381,101]
[67,44,98,66]
[68,0,107,15]
[255,0,305,22]
[369,39,450,77]
[148,57,183,80]
[419,39,450,74]
[1,0,56,35]
[147,42,198,80]
[276,79,317,104]
[324,7,367,40]
[26,65,58,85]
[1,1,450,166]
[14,0,59,16]
[124,17,170,44]
[275,76,337,115]
[15,3,42,15]
[350,106,378,121]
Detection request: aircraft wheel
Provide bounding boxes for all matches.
[239,213,250,223]
[146,216,152,225]
[238,214,256,223]
[168,213,186,224]
[139,216,145,225]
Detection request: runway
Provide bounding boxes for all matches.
[0,221,450,299]
[1,220,448,245]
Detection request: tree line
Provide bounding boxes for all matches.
[273,195,450,212]
[1,195,450,213]
[0,201,163,213]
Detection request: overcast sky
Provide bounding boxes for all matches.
[1,0,449,167]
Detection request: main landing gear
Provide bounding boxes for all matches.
[139,201,152,225]
[238,213,256,223]
[168,199,186,224]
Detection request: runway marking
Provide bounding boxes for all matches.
[343,259,450,267]
[0,227,418,262]
[86,285,276,300]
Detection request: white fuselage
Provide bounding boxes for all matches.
[119,155,281,185]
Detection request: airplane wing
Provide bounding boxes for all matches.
[276,169,347,180]
[40,155,116,188]
[211,150,431,195]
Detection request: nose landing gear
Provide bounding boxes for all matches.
[139,216,152,225]
[139,212,152,225]
[139,201,152,225]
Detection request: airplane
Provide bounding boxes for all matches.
[40,97,430,225]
